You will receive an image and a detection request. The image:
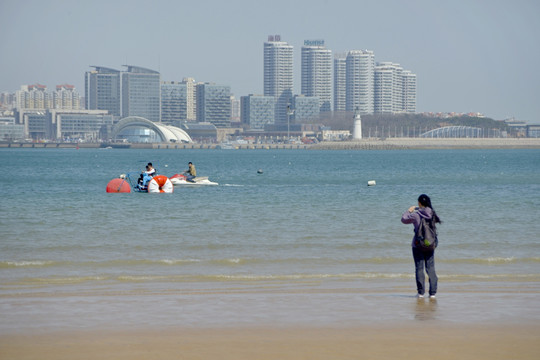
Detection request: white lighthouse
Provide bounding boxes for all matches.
[352,107,362,140]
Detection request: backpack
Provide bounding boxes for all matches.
[414,217,438,251]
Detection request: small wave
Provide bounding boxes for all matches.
[209,272,414,281]
[18,276,107,285]
[210,258,247,265]
[442,257,534,265]
[158,259,201,265]
[1,260,57,268]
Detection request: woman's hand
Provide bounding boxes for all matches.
[408,206,417,213]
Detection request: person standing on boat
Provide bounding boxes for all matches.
[184,162,196,182]
[401,194,442,299]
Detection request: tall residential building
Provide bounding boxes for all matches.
[333,53,347,112]
[230,95,240,123]
[301,40,332,113]
[264,35,293,125]
[0,92,16,110]
[196,83,231,128]
[16,84,52,109]
[346,50,375,115]
[161,81,187,123]
[374,62,417,114]
[241,94,275,130]
[402,70,417,113]
[121,65,161,122]
[182,77,198,121]
[85,66,121,116]
[53,84,80,110]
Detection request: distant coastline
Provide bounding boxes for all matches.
[1,138,540,150]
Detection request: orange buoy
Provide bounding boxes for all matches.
[106,178,131,193]
[147,175,173,193]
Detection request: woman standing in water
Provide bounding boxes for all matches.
[401,194,442,298]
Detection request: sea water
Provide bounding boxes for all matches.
[1,148,539,331]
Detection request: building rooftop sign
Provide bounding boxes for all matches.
[304,40,325,46]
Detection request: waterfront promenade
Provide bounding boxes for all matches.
[2,137,540,150]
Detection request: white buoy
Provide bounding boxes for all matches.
[367,180,376,186]
[257,169,263,174]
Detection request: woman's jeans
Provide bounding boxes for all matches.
[412,247,438,296]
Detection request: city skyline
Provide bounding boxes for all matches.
[1,0,539,122]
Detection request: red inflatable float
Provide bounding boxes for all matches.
[106,178,131,193]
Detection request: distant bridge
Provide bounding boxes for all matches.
[420,126,485,138]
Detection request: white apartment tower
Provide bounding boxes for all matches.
[374,62,416,114]
[182,77,198,121]
[301,40,332,112]
[374,62,403,114]
[345,50,375,115]
[333,53,347,112]
[16,84,52,109]
[264,35,293,125]
[53,84,80,110]
[402,70,417,113]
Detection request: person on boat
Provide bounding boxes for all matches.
[139,164,156,187]
[184,162,196,182]
[146,163,156,176]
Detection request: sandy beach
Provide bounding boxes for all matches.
[2,285,540,360]
[2,324,539,360]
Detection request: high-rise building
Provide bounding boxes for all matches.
[85,66,121,116]
[333,53,347,112]
[241,94,275,130]
[121,65,161,122]
[346,50,375,115]
[53,84,80,110]
[161,81,187,124]
[16,84,52,109]
[196,83,231,128]
[182,77,198,121]
[374,62,416,114]
[230,95,241,123]
[402,70,417,113]
[264,35,293,125]
[301,40,332,113]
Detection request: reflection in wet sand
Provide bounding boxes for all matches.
[414,297,438,321]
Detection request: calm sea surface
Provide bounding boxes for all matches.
[1,148,539,331]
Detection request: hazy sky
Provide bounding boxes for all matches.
[1,0,539,122]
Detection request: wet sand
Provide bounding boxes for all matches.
[2,324,539,360]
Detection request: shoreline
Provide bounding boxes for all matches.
[2,323,539,360]
[1,137,540,150]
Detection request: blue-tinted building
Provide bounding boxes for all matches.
[196,83,231,128]
[121,65,161,123]
[85,66,121,117]
[161,81,187,124]
[240,95,275,130]
[292,95,320,123]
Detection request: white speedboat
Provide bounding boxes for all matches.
[169,173,218,186]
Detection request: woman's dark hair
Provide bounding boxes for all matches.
[418,194,441,224]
